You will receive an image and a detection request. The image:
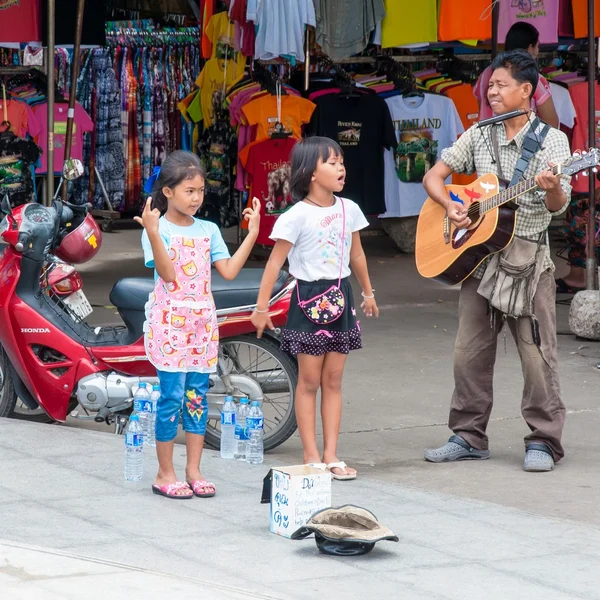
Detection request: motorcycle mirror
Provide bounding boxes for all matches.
[62,158,84,181]
[1,194,12,215]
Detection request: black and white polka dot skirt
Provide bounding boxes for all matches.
[281,277,363,357]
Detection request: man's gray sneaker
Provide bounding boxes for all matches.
[524,443,554,472]
[424,435,491,463]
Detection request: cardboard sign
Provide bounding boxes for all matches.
[262,465,331,538]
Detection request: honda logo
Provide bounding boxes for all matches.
[21,328,51,334]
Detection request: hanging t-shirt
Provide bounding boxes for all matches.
[549,82,576,129]
[572,0,600,38]
[240,136,297,245]
[498,0,559,44]
[0,99,41,139]
[201,0,217,58]
[270,197,369,282]
[205,11,247,73]
[568,81,600,194]
[32,102,93,174]
[196,59,245,128]
[474,65,552,121]
[242,94,316,142]
[254,0,315,62]
[0,0,41,43]
[315,0,384,60]
[197,121,239,229]
[308,94,397,215]
[381,0,437,47]
[381,94,464,218]
[438,0,492,41]
[0,133,40,207]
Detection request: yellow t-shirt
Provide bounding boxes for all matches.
[196,59,245,128]
[381,0,437,47]
[205,11,246,73]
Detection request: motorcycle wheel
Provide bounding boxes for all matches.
[0,348,17,418]
[0,345,54,423]
[204,335,298,452]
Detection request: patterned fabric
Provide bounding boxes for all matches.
[564,194,600,268]
[197,120,239,228]
[144,232,219,373]
[441,117,572,278]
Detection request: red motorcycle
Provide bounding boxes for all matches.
[0,187,298,451]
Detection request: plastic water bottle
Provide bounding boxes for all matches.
[220,395,237,459]
[144,384,160,448]
[124,415,144,481]
[234,398,250,461]
[246,401,264,465]
[133,382,151,439]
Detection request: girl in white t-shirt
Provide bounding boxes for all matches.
[251,136,379,481]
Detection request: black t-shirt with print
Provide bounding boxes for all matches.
[307,94,396,215]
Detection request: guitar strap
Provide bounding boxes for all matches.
[490,117,551,188]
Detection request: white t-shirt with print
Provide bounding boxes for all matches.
[270,197,369,282]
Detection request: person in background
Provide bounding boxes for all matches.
[474,22,559,129]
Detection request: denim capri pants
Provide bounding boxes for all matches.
[155,371,210,442]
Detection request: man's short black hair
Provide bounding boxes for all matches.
[505,22,539,51]
[490,49,539,99]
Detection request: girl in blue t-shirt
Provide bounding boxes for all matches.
[135,150,260,499]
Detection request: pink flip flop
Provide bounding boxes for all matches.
[187,479,216,498]
[151,481,193,499]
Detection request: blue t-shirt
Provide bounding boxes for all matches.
[141,216,230,279]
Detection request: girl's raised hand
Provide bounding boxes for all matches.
[243,197,261,236]
[134,197,161,234]
[361,297,379,318]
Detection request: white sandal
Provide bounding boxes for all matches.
[327,461,357,481]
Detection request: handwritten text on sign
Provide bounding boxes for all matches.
[272,471,331,531]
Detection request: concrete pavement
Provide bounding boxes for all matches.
[76,226,600,525]
[1,418,600,600]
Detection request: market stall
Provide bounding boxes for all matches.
[0,0,598,278]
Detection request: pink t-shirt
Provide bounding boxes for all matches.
[33,102,93,174]
[473,65,553,121]
[498,0,559,44]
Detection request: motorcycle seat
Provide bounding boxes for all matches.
[109,268,290,312]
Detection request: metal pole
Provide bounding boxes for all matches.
[61,0,85,201]
[586,0,597,290]
[304,28,311,92]
[46,0,55,207]
[491,0,500,59]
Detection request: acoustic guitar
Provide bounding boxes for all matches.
[415,150,600,285]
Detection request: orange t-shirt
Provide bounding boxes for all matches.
[201,0,216,58]
[444,83,480,186]
[241,95,316,142]
[572,0,600,38]
[438,0,492,41]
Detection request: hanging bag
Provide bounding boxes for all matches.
[297,199,347,325]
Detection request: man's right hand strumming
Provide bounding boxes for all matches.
[446,200,472,229]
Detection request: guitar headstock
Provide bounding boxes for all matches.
[560,149,600,177]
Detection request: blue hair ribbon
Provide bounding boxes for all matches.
[144,166,161,194]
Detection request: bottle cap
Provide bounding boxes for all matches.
[225,395,235,402]
[152,385,160,391]
[251,401,261,407]
[240,397,249,404]
[130,415,139,421]
[138,382,147,388]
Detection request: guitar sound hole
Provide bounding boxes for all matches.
[467,203,481,222]
[452,214,485,249]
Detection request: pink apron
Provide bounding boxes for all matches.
[144,233,219,373]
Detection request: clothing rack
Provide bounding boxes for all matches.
[105,27,199,48]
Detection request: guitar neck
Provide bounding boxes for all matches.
[480,166,559,214]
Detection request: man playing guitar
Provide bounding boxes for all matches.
[422,50,572,472]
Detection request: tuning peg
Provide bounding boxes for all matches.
[582,171,589,176]
[594,168,598,173]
